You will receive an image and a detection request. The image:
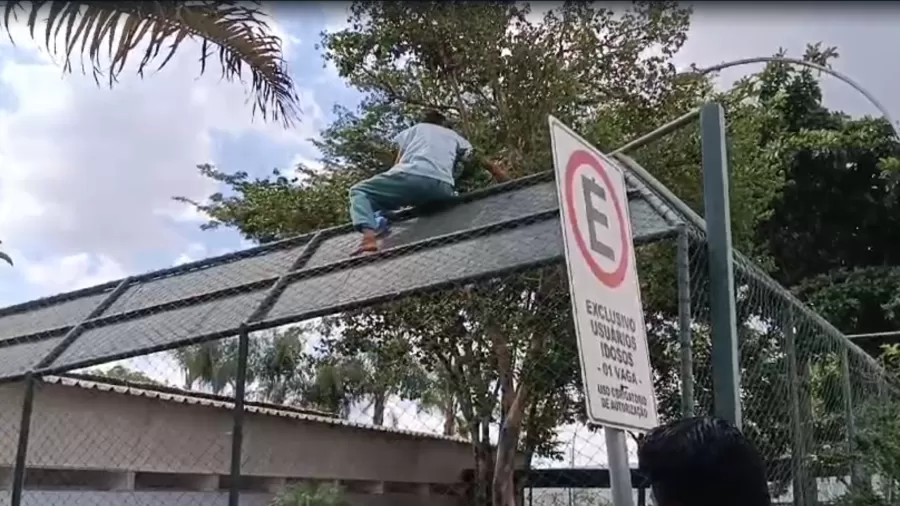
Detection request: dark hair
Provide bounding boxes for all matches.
[421,109,447,126]
[638,417,771,506]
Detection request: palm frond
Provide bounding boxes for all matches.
[2,1,300,127]
[0,241,11,266]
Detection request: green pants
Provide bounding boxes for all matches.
[349,171,455,232]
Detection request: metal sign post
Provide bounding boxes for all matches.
[549,116,660,506]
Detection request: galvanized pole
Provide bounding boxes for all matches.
[605,427,635,506]
[840,347,860,492]
[700,102,742,428]
[10,372,36,506]
[676,227,694,417]
[783,308,806,506]
[228,327,251,506]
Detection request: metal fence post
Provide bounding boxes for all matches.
[676,227,694,417]
[783,308,807,506]
[798,350,818,505]
[10,371,36,506]
[840,347,861,492]
[228,326,251,506]
[700,102,742,428]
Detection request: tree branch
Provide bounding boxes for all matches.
[361,66,458,113]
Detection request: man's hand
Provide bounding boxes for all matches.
[488,160,510,183]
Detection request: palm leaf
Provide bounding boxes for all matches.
[0,241,11,266]
[2,1,300,127]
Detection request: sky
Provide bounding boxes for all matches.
[0,2,897,476]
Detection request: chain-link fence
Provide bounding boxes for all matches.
[0,104,895,506]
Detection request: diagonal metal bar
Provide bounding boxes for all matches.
[34,277,134,370]
[0,235,314,321]
[244,231,325,325]
[226,231,325,505]
[17,224,680,383]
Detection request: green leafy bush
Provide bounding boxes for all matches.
[270,483,347,506]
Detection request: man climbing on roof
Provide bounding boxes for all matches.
[349,109,510,255]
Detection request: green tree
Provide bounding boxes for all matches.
[93,364,161,385]
[169,326,372,417]
[318,313,441,427]
[2,1,300,127]
[250,326,311,405]
[415,367,464,437]
[171,338,253,395]
[744,47,900,347]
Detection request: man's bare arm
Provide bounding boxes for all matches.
[480,156,509,182]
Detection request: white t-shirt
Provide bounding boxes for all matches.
[387,123,474,186]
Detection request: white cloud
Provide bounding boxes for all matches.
[17,251,128,295]
[0,13,326,274]
[173,243,209,266]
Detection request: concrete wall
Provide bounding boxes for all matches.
[0,380,472,505]
[0,491,460,506]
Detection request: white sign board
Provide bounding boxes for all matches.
[548,116,658,432]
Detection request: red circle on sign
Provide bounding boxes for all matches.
[565,150,629,288]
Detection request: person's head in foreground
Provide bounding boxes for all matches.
[638,416,771,506]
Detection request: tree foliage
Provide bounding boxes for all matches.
[92,364,161,385]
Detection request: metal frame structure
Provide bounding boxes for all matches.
[0,104,885,506]
[0,153,686,385]
[0,113,687,506]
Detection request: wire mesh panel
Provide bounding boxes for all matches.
[668,227,900,506]
[18,353,236,506]
[0,382,22,505]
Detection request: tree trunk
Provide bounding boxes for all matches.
[477,420,494,506]
[372,391,386,426]
[443,407,456,436]
[492,382,529,506]
[443,394,457,436]
[516,450,535,506]
[491,325,544,506]
[467,419,494,506]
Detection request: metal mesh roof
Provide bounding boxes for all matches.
[0,168,682,381]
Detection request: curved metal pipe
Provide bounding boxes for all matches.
[680,56,899,139]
